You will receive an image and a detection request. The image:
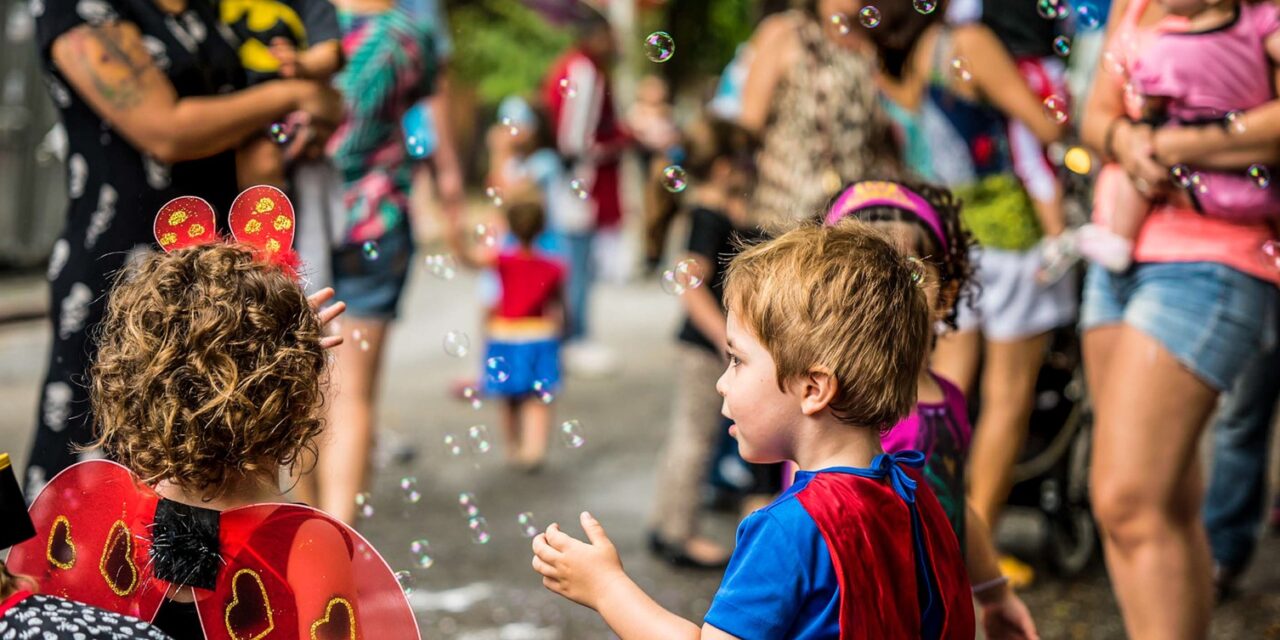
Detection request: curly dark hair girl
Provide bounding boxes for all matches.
[822,180,979,330]
[89,243,327,499]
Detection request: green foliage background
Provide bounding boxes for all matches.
[442,0,765,107]
[445,0,575,106]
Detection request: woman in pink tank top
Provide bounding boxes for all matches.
[1081,0,1280,636]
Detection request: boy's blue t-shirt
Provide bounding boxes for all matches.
[703,472,841,639]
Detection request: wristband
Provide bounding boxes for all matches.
[972,575,1010,596]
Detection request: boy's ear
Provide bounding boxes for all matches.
[796,366,838,417]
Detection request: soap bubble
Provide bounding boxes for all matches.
[362,241,379,261]
[473,223,498,248]
[443,331,470,358]
[569,178,589,200]
[463,385,483,410]
[444,433,464,457]
[485,357,511,384]
[425,253,457,280]
[1262,240,1280,269]
[661,165,688,193]
[1102,50,1126,76]
[458,492,480,517]
[859,6,881,28]
[1043,95,1068,124]
[1076,2,1103,30]
[517,512,539,538]
[268,121,293,144]
[399,476,421,505]
[950,57,972,83]
[1189,172,1208,194]
[1171,164,1192,188]
[533,379,555,404]
[560,419,586,449]
[468,516,491,544]
[905,257,927,285]
[558,77,578,99]
[394,570,416,595]
[644,31,675,63]
[1249,164,1271,189]
[829,13,852,35]
[467,424,492,455]
[1226,110,1247,134]
[1037,0,1058,18]
[355,492,374,519]
[1053,35,1071,57]
[407,136,428,158]
[485,186,504,207]
[500,116,520,137]
[675,258,704,289]
[410,539,434,569]
[913,0,937,14]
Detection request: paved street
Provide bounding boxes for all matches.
[2,264,1279,638]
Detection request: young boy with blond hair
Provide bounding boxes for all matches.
[531,222,975,638]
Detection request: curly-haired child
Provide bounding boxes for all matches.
[531,222,975,638]
[826,179,1040,640]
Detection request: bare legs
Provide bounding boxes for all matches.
[1085,324,1217,639]
[932,329,1051,529]
[501,397,551,469]
[296,317,389,524]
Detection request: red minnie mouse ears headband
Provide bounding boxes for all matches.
[153,185,300,277]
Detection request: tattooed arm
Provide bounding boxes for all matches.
[50,20,342,164]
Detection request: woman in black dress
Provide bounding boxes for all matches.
[26,0,342,495]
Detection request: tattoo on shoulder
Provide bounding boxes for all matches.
[65,22,157,111]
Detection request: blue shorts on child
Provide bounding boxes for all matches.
[483,337,561,397]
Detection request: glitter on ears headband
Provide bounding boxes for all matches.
[153,185,300,277]
[825,180,948,249]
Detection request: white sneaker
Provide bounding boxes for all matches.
[563,342,617,377]
[1076,223,1134,273]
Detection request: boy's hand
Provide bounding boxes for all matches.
[979,589,1040,640]
[531,512,626,610]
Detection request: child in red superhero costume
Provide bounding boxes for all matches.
[8,187,418,639]
[531,223,975,639]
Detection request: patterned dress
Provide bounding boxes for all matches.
[750,11,900,230]
[29,0,244,495]
[326,7,436,245]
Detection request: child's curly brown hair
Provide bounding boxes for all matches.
[89,243,327,499]
[822,180,979,330]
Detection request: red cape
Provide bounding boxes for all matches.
[795,453,975,639]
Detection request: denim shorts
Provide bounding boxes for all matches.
[1080,261,1278,391]
[331,223,414,320]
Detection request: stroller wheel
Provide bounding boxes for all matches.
[1047,503,1097,577]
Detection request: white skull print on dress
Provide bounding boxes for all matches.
[67,153,86,198]
[84,184,116,249]
[42,381,72,432]
[58,282,92,339]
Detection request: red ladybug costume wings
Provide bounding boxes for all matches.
[8,460,419,639]
[10,190,414,637]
